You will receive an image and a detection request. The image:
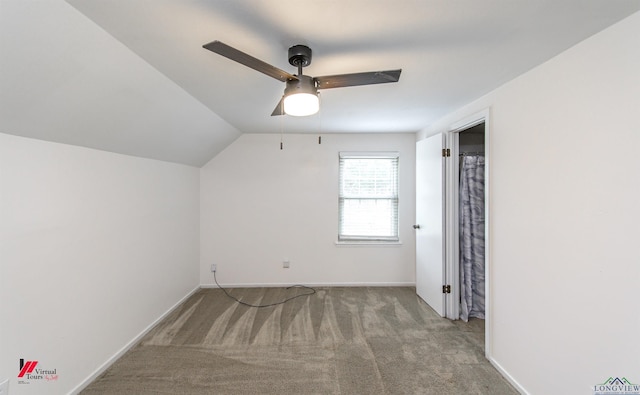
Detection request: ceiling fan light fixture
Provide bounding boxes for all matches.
[203,41,401,117]
[284,92,319,116]
[283,75,319,116]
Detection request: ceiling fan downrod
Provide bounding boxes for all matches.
[288,45,312,76]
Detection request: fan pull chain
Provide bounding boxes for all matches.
[280,96,284,150]
[318,92,323,144]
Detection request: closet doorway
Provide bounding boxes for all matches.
[415,109,490,355]
[446,111,490,357]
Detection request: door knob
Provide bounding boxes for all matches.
[413,224,421,229]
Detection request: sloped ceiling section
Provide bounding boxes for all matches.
[0,1,240,167]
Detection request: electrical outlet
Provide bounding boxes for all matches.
[211,264,217,272]
[283,260,290,269]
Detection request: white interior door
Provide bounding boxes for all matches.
[415,134,446,316]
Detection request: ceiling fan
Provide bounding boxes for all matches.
[202,40,402,117]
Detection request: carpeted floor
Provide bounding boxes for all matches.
[81,287,517,394]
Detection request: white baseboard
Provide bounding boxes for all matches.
[488,356,529,394]
[201,281,416,288]
[68,286,200,395]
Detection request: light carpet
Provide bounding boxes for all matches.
[81,287,517,394]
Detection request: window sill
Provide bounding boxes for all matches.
[335,240,403,247]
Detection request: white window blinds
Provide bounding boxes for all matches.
[338,152,399,241]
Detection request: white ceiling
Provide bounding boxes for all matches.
[2,1,639,166]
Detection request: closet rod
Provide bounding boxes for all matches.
[459,151,485,156]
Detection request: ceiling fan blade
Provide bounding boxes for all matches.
[203,40,298,83]
[315,69,401,89]
[271,97,285,116]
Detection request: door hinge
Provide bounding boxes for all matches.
[442,148,450,157]
[442,285,451,294]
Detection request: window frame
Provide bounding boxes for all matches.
[338,152,400,243]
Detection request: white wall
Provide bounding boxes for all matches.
[0,133,200,395]
[200,133,416,287]
[418,11,640,395]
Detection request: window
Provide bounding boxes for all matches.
[338,152,399,242]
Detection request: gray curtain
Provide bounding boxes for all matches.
[459,155,485,321]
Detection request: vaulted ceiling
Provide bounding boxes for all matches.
[2,1,639,166]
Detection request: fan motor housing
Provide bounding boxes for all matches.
[284,74,317,95]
